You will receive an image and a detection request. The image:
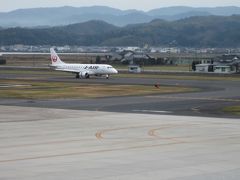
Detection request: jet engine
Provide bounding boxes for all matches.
[79,72,90,79]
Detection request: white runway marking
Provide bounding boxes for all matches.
[132,109,172,113]
[0,84,32,88]
[146,95,240,102]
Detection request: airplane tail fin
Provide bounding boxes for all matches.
[50,48,65,66]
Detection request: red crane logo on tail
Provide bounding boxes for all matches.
[51,56,58,62]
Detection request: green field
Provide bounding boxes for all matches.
[0,79,198,99]
[223,106,240,115]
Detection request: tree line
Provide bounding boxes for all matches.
[1,15,240,47]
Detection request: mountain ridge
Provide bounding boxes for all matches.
[1,6,240,27]
[1,15,240,47]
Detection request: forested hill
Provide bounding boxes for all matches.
[1,15,240,47]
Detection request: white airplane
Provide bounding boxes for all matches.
[50,48,118,79]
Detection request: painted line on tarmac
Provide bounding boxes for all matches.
[148,125,185,143]
[191,106,201,113]
[132,110,172,114]
[0,141,183,164]
[96,125,150,140]
[95,124,174,140]
[0,84,32,88]
[146,96,240,102]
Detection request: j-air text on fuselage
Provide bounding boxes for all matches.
[50,48,118,79]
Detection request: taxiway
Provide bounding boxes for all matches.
[0,71,239,118]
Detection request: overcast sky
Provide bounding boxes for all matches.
[1,0,240,12]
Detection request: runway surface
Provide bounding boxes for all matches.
[1,70,240,179]
[1,105,240,180]
[0,71,240,118]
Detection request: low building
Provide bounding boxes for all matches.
[195,63,236,74]
[213,54,240,73]
[193,54,240,74]
[120,51,154,65]
[128,65,142,73]
[214,65,234,73]
[195,64,213,73]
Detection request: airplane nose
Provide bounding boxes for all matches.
[114,69,118,74]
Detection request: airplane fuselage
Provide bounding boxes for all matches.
[50,48,118,79]
[53,64,118,78]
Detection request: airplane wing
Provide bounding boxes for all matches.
[55,68,79,73]
[55,68,95,75]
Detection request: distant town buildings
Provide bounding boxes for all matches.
[1,45,240,55]
[1,45,240,74]
[194,55,240,74]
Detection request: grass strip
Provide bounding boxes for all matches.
[0,79,198,99]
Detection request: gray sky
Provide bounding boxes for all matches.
[1,0,240,12]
